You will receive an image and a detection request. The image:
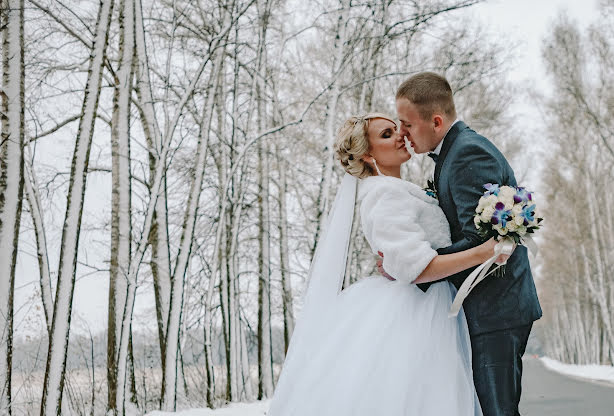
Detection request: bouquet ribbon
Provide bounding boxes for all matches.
[448,236,538,318]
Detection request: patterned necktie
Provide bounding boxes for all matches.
[427,152,439,163]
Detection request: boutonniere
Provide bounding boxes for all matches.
[424,179,438,200]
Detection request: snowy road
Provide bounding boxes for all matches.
[520,357,614,416]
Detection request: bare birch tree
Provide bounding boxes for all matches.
[107,0,137,414]
[40,1,114,414]
[0,1,25,414]
[539,7,614,365]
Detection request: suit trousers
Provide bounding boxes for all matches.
[471,324,533,416]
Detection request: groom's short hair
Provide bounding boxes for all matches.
[396,72,457,121]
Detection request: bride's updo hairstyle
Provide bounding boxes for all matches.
[334,112,396,178]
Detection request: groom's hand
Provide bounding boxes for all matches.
[376,251,396,281]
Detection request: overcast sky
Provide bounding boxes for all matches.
[13,0,602,337]
[467,0,600,115]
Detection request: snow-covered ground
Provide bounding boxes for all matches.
[541,357,614,384]
[145,400,270,416]
[146,358,614,416]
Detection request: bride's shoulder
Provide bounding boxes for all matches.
[358,176,405,198]
[358,176,436,205]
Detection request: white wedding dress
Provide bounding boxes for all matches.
[268,175,482,416]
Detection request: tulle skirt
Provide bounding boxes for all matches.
[268,277,482,416]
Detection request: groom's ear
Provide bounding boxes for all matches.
[433,114,444,129]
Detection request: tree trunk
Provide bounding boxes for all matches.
[108,0,136,413]
[40,1,114,414]
[257,138,274,398]
[133,0,172,365]
[24,147,53,335]
[0,1,25,414]
[311,0,350,257]
[160,43,224,412]
[275,145,294,354]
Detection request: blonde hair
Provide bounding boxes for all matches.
[334,112,396,178]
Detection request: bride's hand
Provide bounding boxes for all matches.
[376,251,396,281]
[479,238,515,264]
[479,238,498,262]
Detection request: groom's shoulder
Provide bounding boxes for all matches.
[454,124,505,160]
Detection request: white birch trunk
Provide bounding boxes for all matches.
[571,252,588,363]
[133,0,172,360]
[40,1,114,414]
[24,147,53,335]
[109,0,136,413]
[228,163,253,400]
[239,316,252,399]
[275,145,294,354]
[229,256,240,400]
[160,44,225,412]
[252,0,274,396]
[257,139,274,398]
[0,1,25,413]
[219,212,232,400]
[311,0,350,256]
[583,176,614,361]
[202,281,215,405]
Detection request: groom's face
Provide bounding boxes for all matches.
[396,98,442,154]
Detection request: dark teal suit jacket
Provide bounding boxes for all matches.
[418,121,542,335]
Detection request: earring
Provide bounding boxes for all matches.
[372,158,383,176]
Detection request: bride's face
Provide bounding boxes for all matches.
[363,118,411,173]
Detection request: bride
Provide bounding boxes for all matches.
[267,113,496,415]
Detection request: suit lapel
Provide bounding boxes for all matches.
[434,121,466,189]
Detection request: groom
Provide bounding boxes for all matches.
[392,72,541,415]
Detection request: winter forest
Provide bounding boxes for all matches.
[0,0,613,414]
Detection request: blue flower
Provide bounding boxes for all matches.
[483,183,500,196]
[513,187,532,204]
[491,202,512,228]
[520,204,536,226]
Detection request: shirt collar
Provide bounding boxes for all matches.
[432,119,459,156]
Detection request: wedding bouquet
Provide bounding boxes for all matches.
[473,183,542,244]
[449,183,543,317]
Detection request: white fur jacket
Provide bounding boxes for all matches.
[358,176,452,283]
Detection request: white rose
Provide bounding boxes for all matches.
[507,222,518,232]
[514,215,525,226]
[500,186,515,196]
[517,225,527,235]
[499,187,515,199]
[476,196,491,213]
[498,187,516,209]
[481,206,495,222]
[512,204,523,216]
[486,194,498,207]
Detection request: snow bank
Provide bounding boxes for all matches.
[145,400,270,416]
[541,357,614,384]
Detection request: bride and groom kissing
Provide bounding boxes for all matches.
[268,72,542,415]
